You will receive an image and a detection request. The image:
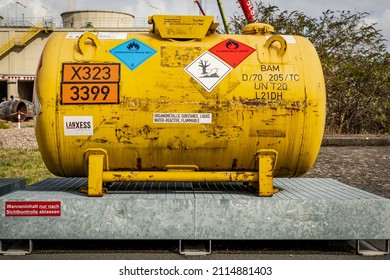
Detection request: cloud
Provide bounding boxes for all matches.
[0,0,51,18]
[124,0,203,17]
[0,0,13,10]
[378,9,390,47]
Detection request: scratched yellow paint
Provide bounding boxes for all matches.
[34,15,326,178]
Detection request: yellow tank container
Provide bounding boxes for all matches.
[34,15,326,195]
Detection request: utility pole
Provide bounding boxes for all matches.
[216,0,230,34]
[15,1,27,26]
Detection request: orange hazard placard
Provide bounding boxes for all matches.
[61,63,120,104]
[62,64,120,83]
[62,83,119,104]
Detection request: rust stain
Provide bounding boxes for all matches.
[256,129,286,138]
[167,141,189,150]
[160,46,202,67]
[237,98,286,108]
[89,139,109,144]
[115,124,159,143]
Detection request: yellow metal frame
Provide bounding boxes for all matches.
[86,149,278,197]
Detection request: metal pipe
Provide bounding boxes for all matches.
[194,0,206,16]
[216,0,230,34]
[102,171,258,183]
[0,100,33,122]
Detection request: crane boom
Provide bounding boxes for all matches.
[194,0,206,16]
[237,0,258,23]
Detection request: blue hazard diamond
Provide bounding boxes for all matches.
[109,39,157,71]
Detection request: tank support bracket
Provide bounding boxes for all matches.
[87,154,105,197]
[85,149,278,197]
[85,148,109,197]
[257,149,278,197]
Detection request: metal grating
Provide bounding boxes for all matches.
[0,178,26,196]
[105,181,258,200]
[274,178,383,201]
[14,177,386,201]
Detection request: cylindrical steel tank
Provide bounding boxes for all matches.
[34,15,326,178]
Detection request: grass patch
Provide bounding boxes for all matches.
[0,120,10,129]
[0,149,56,184]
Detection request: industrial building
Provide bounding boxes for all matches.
[0,10,146,102]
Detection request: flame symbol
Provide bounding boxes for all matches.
[226,40,239,49]
[127,42,140,50]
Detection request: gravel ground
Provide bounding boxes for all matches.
[305,146,390,199]
[0,126,37,149]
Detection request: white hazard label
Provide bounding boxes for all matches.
[184,51,232,92]
[153,113,212,124]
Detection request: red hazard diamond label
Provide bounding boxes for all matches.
[209,39,255,68]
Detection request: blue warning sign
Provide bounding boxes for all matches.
[109,39,157,71]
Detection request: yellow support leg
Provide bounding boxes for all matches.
[257,149,278,197]
[88,154,105,197]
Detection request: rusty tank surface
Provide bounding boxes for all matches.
[34,14,326,196]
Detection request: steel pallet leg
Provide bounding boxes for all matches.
[356,240,390,256]
[179,240,212,255]
[0,239,33,255]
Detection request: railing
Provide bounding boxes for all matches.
[0,17,150,29]
[0,21,54,57]
[0,17,152,57]
[18,25,45,46]
[0,37,16,57]
[0,17,61,28]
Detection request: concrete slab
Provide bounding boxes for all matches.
[322,134,390,146]
[0,178,389,240]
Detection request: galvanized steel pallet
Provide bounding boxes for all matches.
[0,178,389,241]
[0,178,26,196]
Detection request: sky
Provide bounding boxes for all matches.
[1,0,389,49]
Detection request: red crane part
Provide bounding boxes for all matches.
[237,0,258,23]
[194,0,206,16]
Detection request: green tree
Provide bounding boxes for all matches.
[230,2,390,133]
